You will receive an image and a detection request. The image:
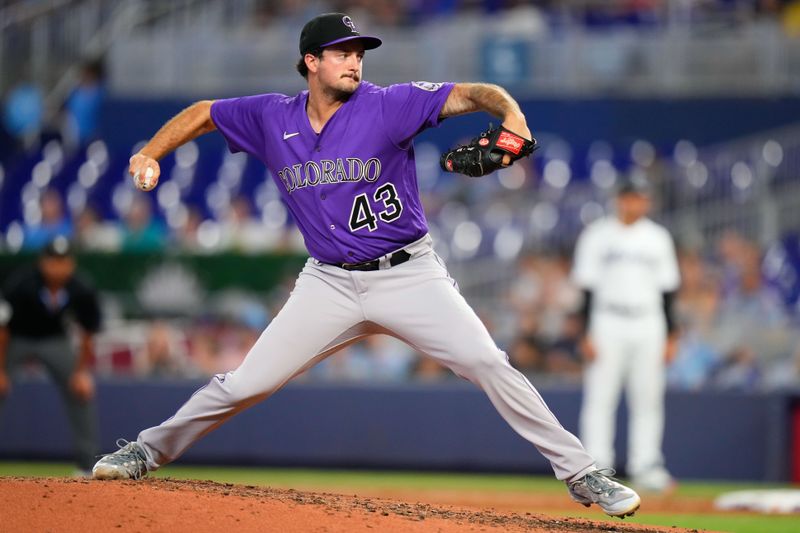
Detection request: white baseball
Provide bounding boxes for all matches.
[136,166,158,191]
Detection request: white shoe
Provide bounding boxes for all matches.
[92,439,149,480]
[567,468,641,518]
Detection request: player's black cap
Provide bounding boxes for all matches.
[41,236,73,258]
[299,13,382,55]
[616,177,652,196]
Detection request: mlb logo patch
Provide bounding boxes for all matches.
[412,81,443,92]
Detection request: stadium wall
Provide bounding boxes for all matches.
[99,96,800,151]
[0,381,795,482]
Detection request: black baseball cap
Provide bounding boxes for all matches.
[616,177,651,196]
[299,13,382,56]
[41,236,73,258]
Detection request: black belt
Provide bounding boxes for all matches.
[330,249,412,271]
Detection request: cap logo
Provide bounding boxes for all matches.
[342,16,357,33]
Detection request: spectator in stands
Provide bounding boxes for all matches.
[509,333,546,375]
[712,244,790,389]
[309,335,417,382]
[22,188,73,251]
[0,237,101,475]
[668,252,723,390]
[62,59,106,148]
[120,196,166,253]
[219,195,271,252]
[542,312,583,382]
[172,206,204,252]
[134,321,198,379]
[74,205,121,252]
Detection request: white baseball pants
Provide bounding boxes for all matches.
[137,235,596,481]
[579,312,667,476]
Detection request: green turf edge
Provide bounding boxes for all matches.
[542,510,799,533]
[0,462,791,497]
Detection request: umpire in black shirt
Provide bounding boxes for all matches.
[0,236,101,473]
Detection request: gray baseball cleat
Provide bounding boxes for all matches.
[92,439,149,480]
[567,468,641,518]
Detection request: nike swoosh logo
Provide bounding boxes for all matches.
[283,131,300,140]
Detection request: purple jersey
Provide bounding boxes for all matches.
[210,81,455,264]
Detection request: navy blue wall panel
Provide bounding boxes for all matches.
[0,380,792,481]
[100,97,800,152]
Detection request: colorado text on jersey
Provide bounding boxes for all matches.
[276,157,382,193]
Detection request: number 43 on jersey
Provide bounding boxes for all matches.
[349,183,403,232]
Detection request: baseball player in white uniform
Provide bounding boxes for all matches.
[92,13,641,517]
[572,179,680,493]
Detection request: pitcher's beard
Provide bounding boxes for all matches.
[325,78,359,102]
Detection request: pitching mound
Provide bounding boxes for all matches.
[1,477,687,532]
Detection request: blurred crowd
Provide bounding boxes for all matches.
[500,231,800,392]
[40,222,796,392]
[248,0,800,28]
[10,186,304,255]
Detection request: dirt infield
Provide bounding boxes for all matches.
[0,477,696,533]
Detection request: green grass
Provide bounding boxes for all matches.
[544,510,800,533]
[1,462,797,533]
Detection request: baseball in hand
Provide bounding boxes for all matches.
[135,166,158,192]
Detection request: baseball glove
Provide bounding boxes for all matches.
[440,124,538,178]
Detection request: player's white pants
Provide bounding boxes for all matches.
[579,312,667,476]
[137,235,596,481]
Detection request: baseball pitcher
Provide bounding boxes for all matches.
[93,13,641,517]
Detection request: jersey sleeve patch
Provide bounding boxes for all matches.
[411,81,444,92]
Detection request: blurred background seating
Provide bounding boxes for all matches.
[2,0,800,392]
